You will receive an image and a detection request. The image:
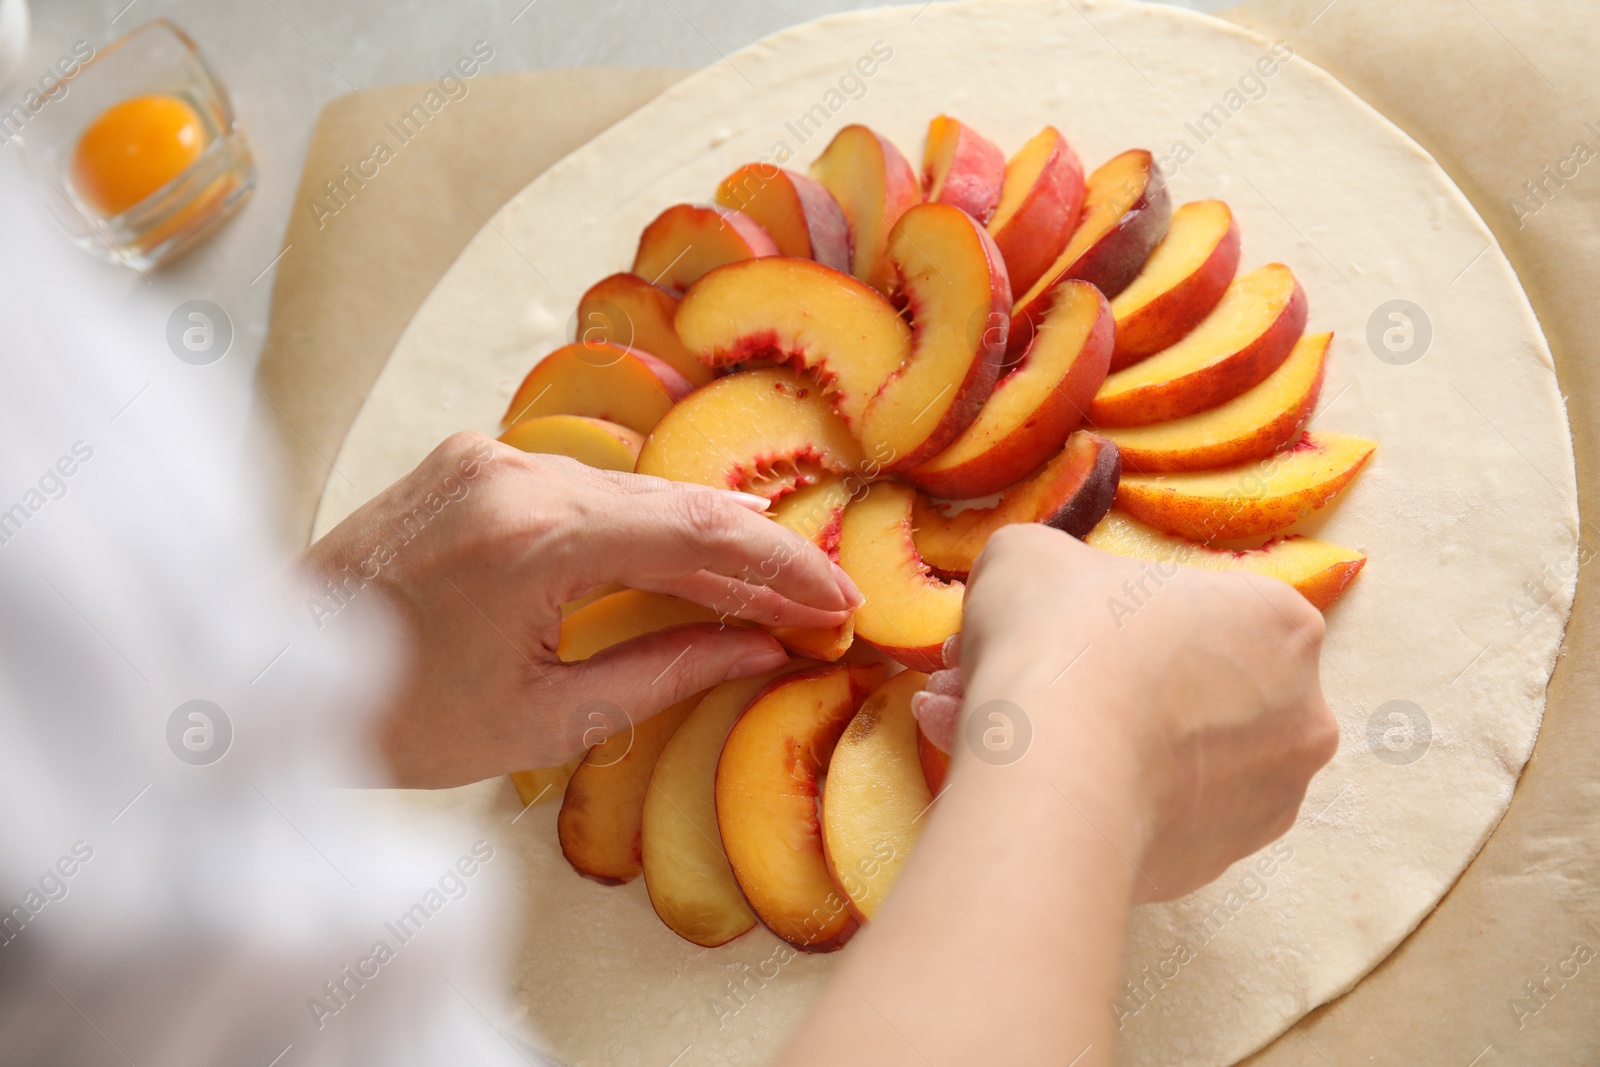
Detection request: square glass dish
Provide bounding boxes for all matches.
[7,19,254,271]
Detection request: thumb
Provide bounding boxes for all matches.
[559,622,790,744]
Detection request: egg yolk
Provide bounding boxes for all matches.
[71,94,207,219]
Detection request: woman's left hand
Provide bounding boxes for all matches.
[299,432,860,788]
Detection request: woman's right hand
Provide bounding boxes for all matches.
[949,523,1339,903]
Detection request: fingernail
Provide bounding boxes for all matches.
[717,490,772,512]
[725,647,790,680]
[941,634,960,669]
[832,562,865,608]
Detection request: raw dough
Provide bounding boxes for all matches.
[313,1,1579,1062]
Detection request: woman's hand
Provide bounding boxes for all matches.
[299,432,860,788]
[782,523,1337,1067]
[953,522,1338,902]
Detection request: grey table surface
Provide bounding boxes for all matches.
[8,0,1228,430]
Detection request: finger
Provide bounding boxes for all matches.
[554,490,854,614]
[926,666,965,698]
[556,622,790,751]
[574,463,771,507]
[911,689,961,755]
[637,570,853,629]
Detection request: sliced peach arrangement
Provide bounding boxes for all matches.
[490,115,1381,954]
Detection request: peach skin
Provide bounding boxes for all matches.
[860,201,1012,472]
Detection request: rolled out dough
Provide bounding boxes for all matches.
[314,1,1578,1062]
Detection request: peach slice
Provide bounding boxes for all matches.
[635,366,866,497]
[1106,331,1329,473]
[1116,430,1376,541]
[576,273,713,388]
[1012,149,1171,335]
[676,258,911,431]
[502,343,692,435]
[1089,264,1308,427]
[770,474,857,556]
[839,482,964,671]
[906,279,1112,499]
[1110,200,1241,370]
[913,431,1121,578]
[809,124,921,295]
[632,204,780,293]
[498,414,643,472]
[555,589,725,884]
[716,662,888,950]
[821,670,932,922]
[916,723,950,795]
[922,114,1005,224]
[858,201,1011,471]
[558,696,700,884]
[510,763,580,807]
[556,588,721,665]
[770,475,861,661]
[642,666,801,947]
[1085,509,1366,610]
[986,125,1085,299]
[715,163,852,272]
